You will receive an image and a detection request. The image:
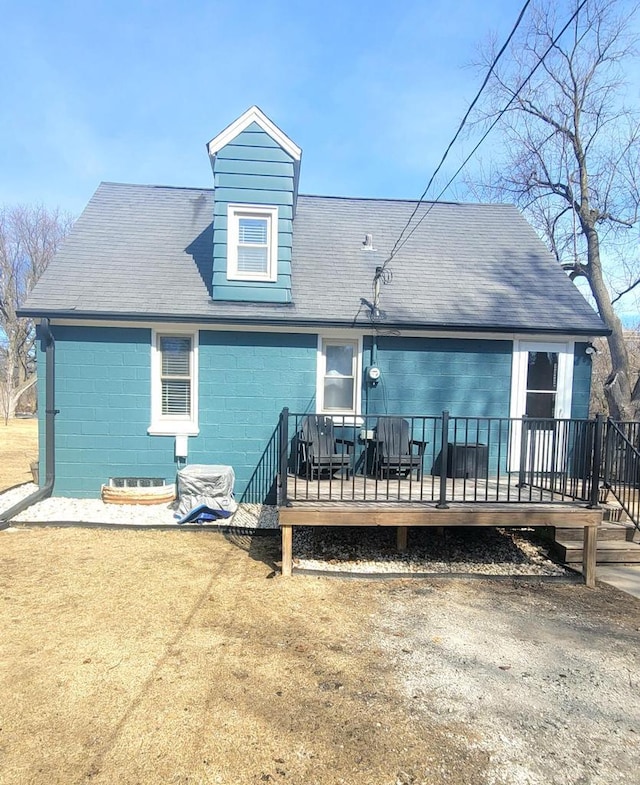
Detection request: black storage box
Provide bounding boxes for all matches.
[446,443,488,479]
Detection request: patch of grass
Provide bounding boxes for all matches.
[0,417,38,492]
[0,528,491,785]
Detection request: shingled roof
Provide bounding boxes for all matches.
[22,181,607,336]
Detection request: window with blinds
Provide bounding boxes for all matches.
[238,217,269,274]
[159,335,192,417]
[227,204,278,282]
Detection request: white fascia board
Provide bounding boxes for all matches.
[206,105,302,161]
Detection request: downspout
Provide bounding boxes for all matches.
[0,319,57,528]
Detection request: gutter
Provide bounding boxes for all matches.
[0,319,57,529]
[16,309,612,338]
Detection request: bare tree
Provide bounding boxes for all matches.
[469,0,640,419]
[589,330,640,414]
[0,205,73,423]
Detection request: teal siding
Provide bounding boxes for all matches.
[362,337,512,479]
[211,124,295,303]
[214,159,294,176]
[191,331,316,499]
[213,173,294,191]
[207,283,292,303]
[216,143,294,163]
[364,337,513,417]
[214,188,293,206]
[46,326,316,500]
[49,326,166,497]
[571,342,592,418]
[213,203,293,220]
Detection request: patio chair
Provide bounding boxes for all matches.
[298,415,354,480]
[374,417,427,480]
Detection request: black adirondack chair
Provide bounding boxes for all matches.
[374,417,427,480]
[298,415,354,479]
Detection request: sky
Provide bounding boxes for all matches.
[0,0,528,215]
[2,0,639,324]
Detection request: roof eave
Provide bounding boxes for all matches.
[18,308,611,337]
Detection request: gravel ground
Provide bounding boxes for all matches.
[0,484,278,530]
[376,581,640,785]
[293,526,570,576]
[1,485,570,577]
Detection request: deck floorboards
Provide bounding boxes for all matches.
[286,473,589,505]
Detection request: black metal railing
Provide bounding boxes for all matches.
[237,422,281,504]
[602,420,640,535]
[277,409,600,507]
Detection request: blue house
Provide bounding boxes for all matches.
[22,106,608,504]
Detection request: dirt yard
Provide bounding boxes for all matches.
[0,418,38,492]
[1,526,639,785]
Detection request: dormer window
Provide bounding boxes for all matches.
[227,204,278,282]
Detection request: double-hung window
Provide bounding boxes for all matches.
[227,204,278,282]
[317,337,361,415]
[149,331,199,435]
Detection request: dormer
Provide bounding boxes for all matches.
[207,106,302,303]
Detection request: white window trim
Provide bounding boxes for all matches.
[148,329,199,436]
[227,203,278,283]
[316,335,363,422]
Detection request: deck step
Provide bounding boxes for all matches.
[554,539,640,564]
[602,503,629,523]
[555,521,636,543]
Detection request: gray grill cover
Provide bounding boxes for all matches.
[177,464,238,517]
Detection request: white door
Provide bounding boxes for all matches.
[509,341,575,472]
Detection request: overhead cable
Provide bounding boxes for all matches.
[385,0,533,267]
[388,0,589,260]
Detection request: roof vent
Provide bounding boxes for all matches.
[362,233,375,250]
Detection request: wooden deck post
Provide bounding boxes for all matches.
[281,524,293,577]
[396,526,408,551]
[583,524,598,588]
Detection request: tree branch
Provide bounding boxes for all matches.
[611,277,640,305]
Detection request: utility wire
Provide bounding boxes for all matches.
[388,0,588,261]
[385,0,532,266]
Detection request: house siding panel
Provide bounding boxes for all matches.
[49,325,166,497]
[48,327,316,501]
[361,337,514,479]
[216,143,295,163]
[211,125,295,304]
[214,159,294,177]
[364,337,513,416]
[192,331,316,500]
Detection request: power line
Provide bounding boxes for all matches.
[385,0,533,266]
[387,0,589,262]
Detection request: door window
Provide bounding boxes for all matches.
[525,351,558,419]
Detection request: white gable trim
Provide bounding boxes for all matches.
[207,105,302,161]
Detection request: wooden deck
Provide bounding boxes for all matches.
[279,476,602,586]
[286,473,591,504]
